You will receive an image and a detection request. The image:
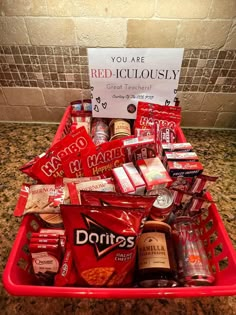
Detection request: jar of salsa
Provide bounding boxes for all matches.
[137,221,178,287]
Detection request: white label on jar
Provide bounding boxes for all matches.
[138,232,170,269]
[32,251,59,274]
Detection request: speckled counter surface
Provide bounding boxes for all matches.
[0,123,235,315]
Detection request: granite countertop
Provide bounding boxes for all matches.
[0,123,235,315]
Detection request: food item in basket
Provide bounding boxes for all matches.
[14,184,65,216]
[137,157,172,191]
[91,118,110,145]
[148,188,174,222]
[81,138,126,177]
[29,243,62,286]
[54,242,78,286]
[68,178,116,204]
[39,213,63,227]
[21,126,95,184]
[112,166,135,194]
[163,151,199,167]
[189,174,218,196]
[160,142,193,159]
[171,189,194,218]
[123,162,146,195]
[60,204,147,287]
[80,191,156,215]
[109,119,131,140]
[167,161,203,178]
[173,217,215,286]
[123,135,156,165]
[137,221,178,287]
[186,196,213,217]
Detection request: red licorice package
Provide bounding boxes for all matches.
[54,242,78,287]
[60,204,146,287]
[21,127,95,184]
[81,138,126,177]
[80,191,156,215]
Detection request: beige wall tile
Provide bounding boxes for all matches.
[75,18,126,47]
[176,21,231,49]
[0,89,6,105]
[181,111,218,127]
[0,17,30,45]
[25,18,76,46]
[47,0,155,17]
[42,88,82,107]
[82,89,92,100]
[127,20,178,47]
[224,20,236,50]
[0,0,47,16]
[30,106,66,122]
[0,106,32,121]
[177,92,204,111]
[201,93,236,112]
[209,0,236,18]
[215,112,236,128]
[157,0,211,18]
[2,87,45,106]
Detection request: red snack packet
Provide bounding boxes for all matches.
[54,242,78,287]
[62,152,84,178]
[112,167,135,194]
[60,204,147,287]
[189,174,218,195]
[80,191,156,215]
[30,238,59,244]
[23,127,95,184]
[81,138,126,177]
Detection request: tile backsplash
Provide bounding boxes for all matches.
[0,45,235,93]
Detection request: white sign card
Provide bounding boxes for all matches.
[87,48,184,119]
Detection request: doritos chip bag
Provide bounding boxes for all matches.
[60,204,146,287]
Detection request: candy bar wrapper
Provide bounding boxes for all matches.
[68,178,116,204]
[189,174,218,196]
[81,138,126,177]
[137,157,172,191]
[14,183,65,216]
[24,126,95,184]
[163,151,199,167]
[171,189,194,217]
[187,196,214,217]
[54,242,78,287]
[167,161,204,178]
[160,142,193,159]
[112,167,135,194]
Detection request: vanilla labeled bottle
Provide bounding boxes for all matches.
[137,221,178,287]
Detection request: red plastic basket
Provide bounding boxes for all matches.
[3,194,236,298]
[51,105,187,146]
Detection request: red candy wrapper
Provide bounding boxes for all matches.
[21,127,95,184]
[189,174,218,196]
[60,204,147,287]
[81,138,126,177]
[112,167,135,194]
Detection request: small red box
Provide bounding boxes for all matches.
[123,162,146,195]
[137,157,172,191]
[112,167,135,194]
[167,161,204,177]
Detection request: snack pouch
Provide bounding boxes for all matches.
[81,138,126,177]
[22,127,95,184]
[60,204,146,287]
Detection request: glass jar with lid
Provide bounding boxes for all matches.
[137,220,178,287]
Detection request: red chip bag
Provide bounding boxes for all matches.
[60,204,146,287]
[21,127,95,184]
[81,138,126,177]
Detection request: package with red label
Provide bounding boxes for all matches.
[54,242,78,287]
[61,152,84,178]
[122,135,156,165]
[21,127,95,184]
[60,204,147,287]
[167,161,204,178]
[137,157,172,191]
[68,178,116,204]
[160,142,193,159]
[188,174,218,196]
[163,151,198,167]
[123,162,146,195]
[14,184,65,216]
[81,138,126,178]
[70,110,92,134]
[29,241,62,286]
[80,191,156,216]
[187,196,214,217]
[171,189,194,218]
[112,167,135,194]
